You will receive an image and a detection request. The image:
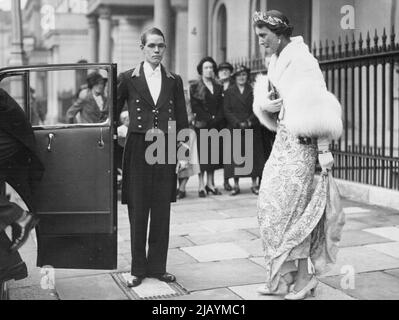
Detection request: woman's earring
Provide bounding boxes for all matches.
[278,38,281,45]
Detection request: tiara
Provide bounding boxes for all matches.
[252,11,287,27]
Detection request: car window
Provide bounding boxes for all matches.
[28,68,110,127]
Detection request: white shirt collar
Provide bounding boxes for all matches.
[143,61,161,77]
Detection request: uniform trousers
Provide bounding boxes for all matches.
[125,133,176,276]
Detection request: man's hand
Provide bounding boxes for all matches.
[176,160,189,174]
[260,91,283,113]
[318,152,334,172]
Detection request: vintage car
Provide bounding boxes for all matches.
[0,63,119,298]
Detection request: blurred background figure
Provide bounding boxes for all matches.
[66,72,108,124]
[116,110,129,189]
[190,57,224,198]
[223,65,266,195]
[29,88,46,126]
[217,62,234,192]
[176,88,200,200]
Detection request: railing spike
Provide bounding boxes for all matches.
[382,27,387,51]
[390,25,396,50]
[325,39,329,59]
[338,36,342,57]
[366,31,371,53]
[374,29,379,52]
[345,34,349,57]
[331,40,336,58]
[358,32,363,54]
[319,40,323,59]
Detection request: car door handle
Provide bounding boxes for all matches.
[98,128,105,148]
[47,133,55,152]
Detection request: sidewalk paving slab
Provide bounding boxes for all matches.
[365,242,399,259]
[186,230,257,246]
[166,288,242,300]
[321,271,399,300]
[339,230,395,248]
[56,274,128,300]
[168,259,266,292]
[181,243,250,262]
[364,227,399,242]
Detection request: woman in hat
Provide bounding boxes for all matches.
[190,57,224,197]
[66,72,108,124]
[223,65,266,196]
[252,10,344,299]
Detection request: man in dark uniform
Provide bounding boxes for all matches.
[0,88,44,281]
[117,28,189,287]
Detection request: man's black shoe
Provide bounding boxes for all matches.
[0,262,28,283]
[151,272,176,283]
[126,275,145,288]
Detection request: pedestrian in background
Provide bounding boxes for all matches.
[176,87,200,200]
[217,62,235,192]
[223,65,265,196]
[190,57,224,198]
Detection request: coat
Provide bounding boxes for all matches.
[66,88,108,124]
[117,62,189,204]
[189,79,224,172]
[0,88,44,182]
[253,36,343,141]
[223,84,267,178]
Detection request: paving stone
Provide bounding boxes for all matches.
[181,243,250,262]
[186,230,257,246]
[236,239,264,257]
[200,217,258,233]
[8,285,58,300]
[228,282,354,300]
[364,227,399,241]
[170,223,212,236]
[169,236,195,249]
[167,249,199,265]
[168,259,266,291]
[366,242,399,259]
[56,274,128,300]
[343,207,371,214]
[353,215,397,228]
[321,246,399,277]
[339,230,395,248]
[343,219,373,231]
[215,207,257,218]
[228,283,282,300]
[170,210,227,224]
[321,271,399,300]
[167,288,242,300]
[250,257,265,269]
[384,268,399,278]
[246,228,261,237]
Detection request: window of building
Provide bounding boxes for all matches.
[216,4,227,63]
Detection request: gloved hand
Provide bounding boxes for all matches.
[318,152,334,172]
[260,91,283,113]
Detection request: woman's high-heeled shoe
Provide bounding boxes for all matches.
[257,273,295,296]
[231,186,240,196]
[284,276,318,300]
[251,186,259,195]
[205,185,222,195]
[177,190,186,199]
[198,190,206,198]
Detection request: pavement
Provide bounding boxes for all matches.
[4,171,399,300]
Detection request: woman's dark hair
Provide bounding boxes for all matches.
[141,27,166,46]
[197,56,218,75]
[253,10,293,38]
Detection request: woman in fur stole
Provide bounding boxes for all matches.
[252,10,344,300]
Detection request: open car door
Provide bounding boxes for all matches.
[0,64,118,269]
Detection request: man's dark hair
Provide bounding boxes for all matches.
[197,56,218,76]
[141,27,166,46]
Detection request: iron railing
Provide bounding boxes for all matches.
[232,27,399,190]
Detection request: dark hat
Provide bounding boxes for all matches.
[233,65,251,78]
[218,62,234,73]
[87,72,107,89]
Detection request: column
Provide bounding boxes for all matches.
[10,0,25,106]
[98,7,112,62]
[88,15,99,63]
[187,0,208,81]
[154,0,172,70]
